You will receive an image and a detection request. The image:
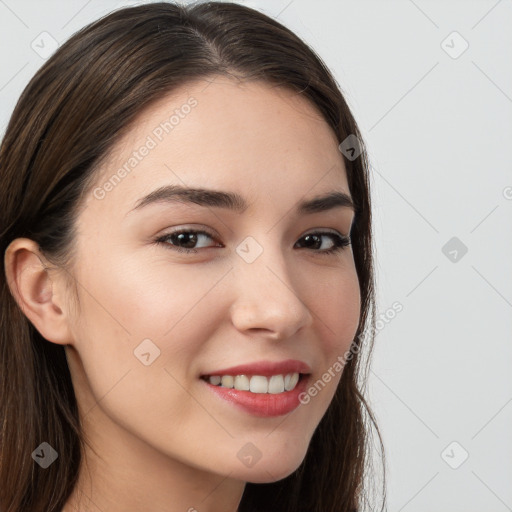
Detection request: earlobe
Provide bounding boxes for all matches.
[4,238,74,346]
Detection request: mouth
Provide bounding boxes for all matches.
[200,372,309,394]
[198,359,313,416]
[200,372,312,417]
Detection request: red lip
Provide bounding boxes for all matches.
[201,373,311,417]
[201,359,312,377]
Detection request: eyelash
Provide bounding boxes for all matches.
[154,228,351,256]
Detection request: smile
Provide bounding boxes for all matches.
[201,373,301,394]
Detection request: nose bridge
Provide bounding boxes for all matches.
[229,233,313,339]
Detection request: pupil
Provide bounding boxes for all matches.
[303,234,320,249]
[176,233,197,249]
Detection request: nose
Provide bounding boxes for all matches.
[228,242,314,341]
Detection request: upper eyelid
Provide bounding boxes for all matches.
[161,226,347,240]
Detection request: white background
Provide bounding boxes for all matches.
[1,1,511,511]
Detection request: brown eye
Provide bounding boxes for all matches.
[295,232,351,255]
[155,229,221,253]
[155,229,350,256]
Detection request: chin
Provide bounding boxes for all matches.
[237,451,307,484]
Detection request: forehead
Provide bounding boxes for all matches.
[84,76,350,219]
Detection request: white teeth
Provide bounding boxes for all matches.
[209,375,221,386]
[284,372,299,391]
[250,375,268,393]
[234,375,250,391]
[268,375,285,394]
[206,373,301,393]
[221,375,234,388]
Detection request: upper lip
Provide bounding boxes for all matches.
[201,359,312,377]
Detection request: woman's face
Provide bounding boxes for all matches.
[64,76,361,483]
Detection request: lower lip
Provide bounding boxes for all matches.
[201,375,310,417]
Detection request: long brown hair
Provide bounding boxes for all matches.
[0,2,386,511]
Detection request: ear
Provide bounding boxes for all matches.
[4,238,75,346]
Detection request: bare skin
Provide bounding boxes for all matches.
[5,76,360,512]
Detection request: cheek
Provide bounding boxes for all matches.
[302,265,360,405]
[313,265,361,356]
[75,246,227,337]
[66,255,216,444]
[69,251,232,392]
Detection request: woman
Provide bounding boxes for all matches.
[0,2,385,511]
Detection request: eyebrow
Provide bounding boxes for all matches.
[128,184,355,216]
